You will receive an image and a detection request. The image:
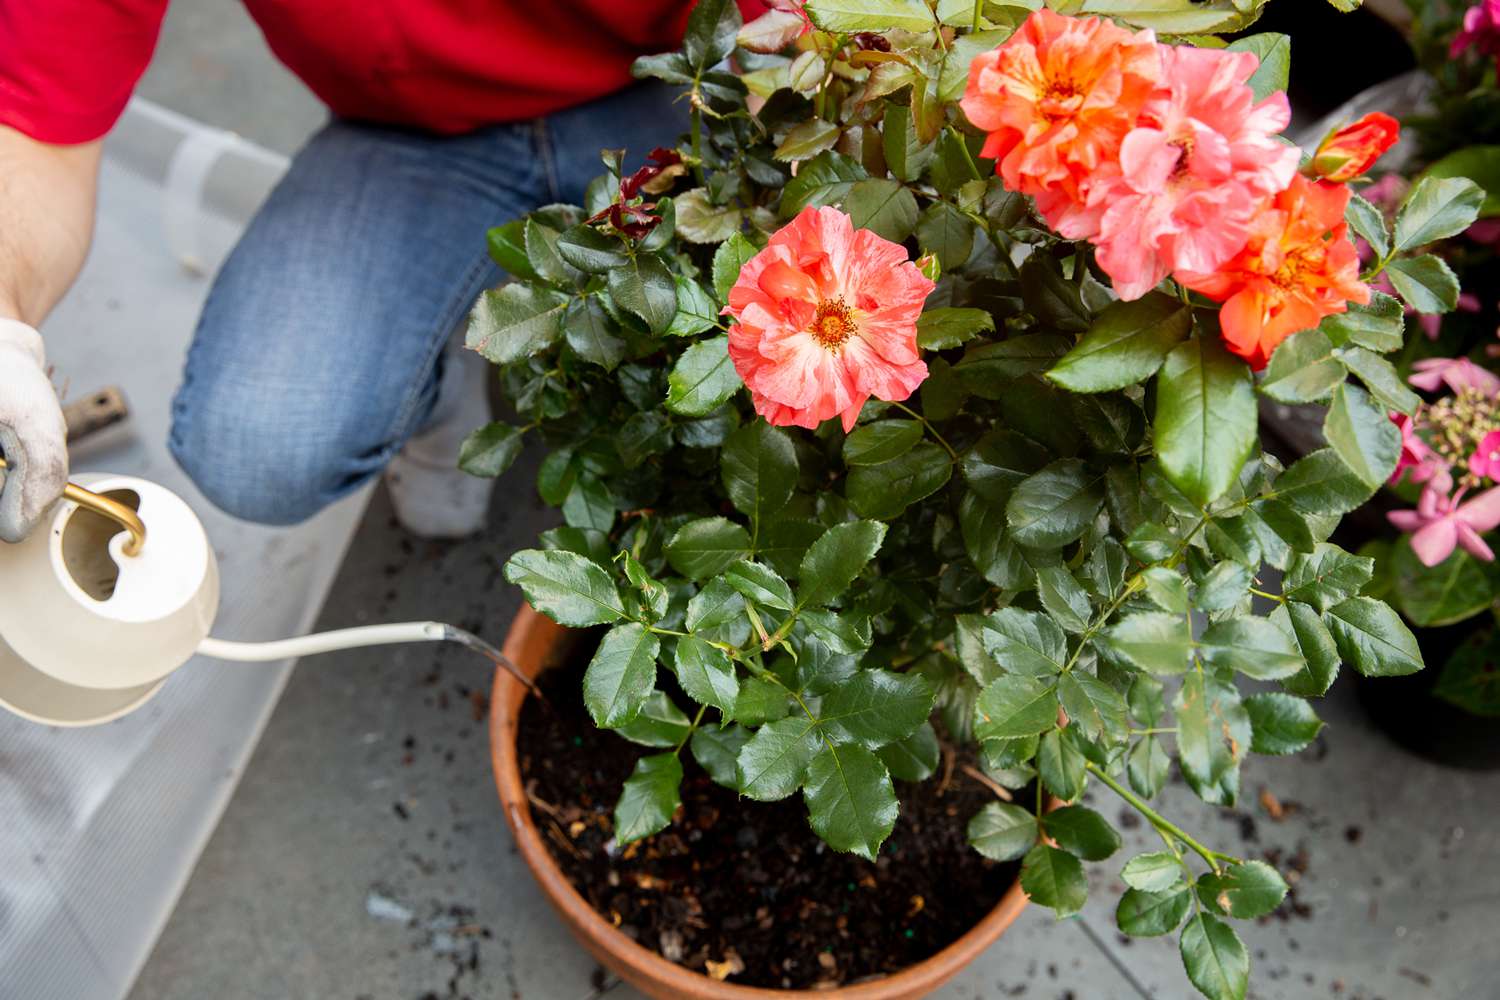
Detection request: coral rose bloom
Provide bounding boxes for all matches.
[726,206,934,432]
[960,9,1159,239]
[1089,46,1299,301]
[1177,176,1370,370]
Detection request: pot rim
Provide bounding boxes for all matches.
[489,602,1034,999]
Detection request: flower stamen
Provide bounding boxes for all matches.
[811,298,856,351]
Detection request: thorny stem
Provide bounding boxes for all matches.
[1085,761,1236,875]
[891,401,958,460]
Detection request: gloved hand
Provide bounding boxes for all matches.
[0,318,68,543]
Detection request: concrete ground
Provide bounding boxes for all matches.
[124,6,1500,1000]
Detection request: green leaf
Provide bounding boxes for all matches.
[844,178,919,243]
[779,150,868,217]
[881,100,933,183]
[878,722,941,781]
[1325,596,1424,677]
[1006,459,1105,549]
[980,608,1067,677]
[1284,543,1374,611]
[737,716,821,800]
[822,669,936,749]
[712,233,758,304]
[1320,292,1404,351]
[556,224,629,272]
[692,724,751,790]
[1197,861,1289,919]
[664,276,722,337]
[843,419,923,465]
[731,673,789,724]
[1154,337,1257,507]
[608,253,678,334]
[1141,567,1190,614]
[916,201,976,270]
[1393,540,1492,627]
[564,295,627,370]
[847,442,953,520]
[1117,887,1192,938]
[804,0,937,33]
[458,422,524,478]
[1043,805,1121,861]
[963,429,1050,505]
[1199,617,1304,681]
[1175,673,1249,806]
[722,421,798,523]
[1393,176,1486,251]
[1127,735,1170,799]
[1057,671,1128,742]
[562,474,615,531]
[613,753,683,844]
[804,742,899,860]
[583,623,660,728]
[960,492,1031,589]
[1226,32,1290,102]
[1103,613,1193,676]
[975,675,1058,740]
[1180,913,1249,1000]
[1419,145,1500,217]
[1339,346,1420,415]
[916,307,995,351]
[1019,254,1089,333]
[967,802,1039,862]
[1038,728,1088,801]
[1276,602,1342,698]
[958,335,1075,389]
[1259,329,1344,404]
[757,519,824,580]
[1244,692,1323,755]
[1433,627,1500,717]
[664,517,752,579]
[1021,844,1088,917]
[800,608,871,656]
[673,635,740,714]
[799,520,888,607]
[1346,193,1390,260]
[1252,499,1316,556]
[682,0,742,69]
[466,284,567,364]
[504,549,626,627]
[774,118,843,161]
[1048,293,1191,393]
[616,690,693,747]
[1194,562,1251,613]
[1386,254,1461,314]
[1121,852,1186,893]
[486,220,536,279]
[1036,566,1091,634]
[1273,448,1375,516]
[665,335,742,416]
[724,560,794,611]
[1324,383,1401,488]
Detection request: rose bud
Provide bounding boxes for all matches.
[1307,112,1400,183]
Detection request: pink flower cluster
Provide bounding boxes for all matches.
[1453,0,1500,62]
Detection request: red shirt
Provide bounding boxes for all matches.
[0,1,762,144]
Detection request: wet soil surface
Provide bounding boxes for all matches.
[517,657,1019,990]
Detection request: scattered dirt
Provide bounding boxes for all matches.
[517,656,1020,990]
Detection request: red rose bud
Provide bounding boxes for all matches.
[851,32,892,52]
[1307,112,1400,183]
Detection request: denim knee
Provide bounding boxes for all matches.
[169,392,360,527]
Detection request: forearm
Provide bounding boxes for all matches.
[0,124,101,325]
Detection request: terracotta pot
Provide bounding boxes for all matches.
[488,602,1034,1000]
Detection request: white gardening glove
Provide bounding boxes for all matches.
[0,318,68,542]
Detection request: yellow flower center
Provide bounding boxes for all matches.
[811,298,857,351]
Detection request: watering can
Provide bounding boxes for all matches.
[0,458,524,727]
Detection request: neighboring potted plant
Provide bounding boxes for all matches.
[459,1,1481,996]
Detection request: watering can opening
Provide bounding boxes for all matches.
[60,488,141,602]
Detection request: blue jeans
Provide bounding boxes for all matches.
[168,81,688,525]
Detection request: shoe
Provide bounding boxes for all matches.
[384,341,495,540]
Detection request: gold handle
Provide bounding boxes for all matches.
[0,455,146,557]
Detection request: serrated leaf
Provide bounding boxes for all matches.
[664,517,752,579]
[692,724,751,790]
[664,276,722,337]
[844,419,923,465]
[775,118,843,161]
[724,560,794,611]
[722,421,798,523]
[1104,613,1193,676]
[1048,293,1191,393]
[466,284,567,364]
[1320,292,1404,351]
[917,307,995,350]
[673,635,740,713]
[1226,32,1290,102]
[1021,844,1088,917]
[1273,448,1375,515]
[1154,337,1257,507]
[847,442,953,520]
[1197,860,1289,919]
[844,178,919,243]
[976,675,1058,740]
[779,150,868,217]
[712,233,758,304]
[967,801,1039,862]
[1259,329,1344,404]
[804,742,899,860]
[459,422,524,478]
[1121,852,1185,893]
[878,722,941,781]
[805,0,937,33]
[1118,887,1192,938]
[1325,596,1423,677]
[1284,543,1374,611]
[616,690,693,747]
[504,549,626,626]
[737,716,821,800]
[980,608,1067,677]
[1180,913,1249,1000]
[1044,805,1121,861]
[1057,672,1128,742]
[1199,617,1304,680]
[1244,692,1323,755]
[822,669,936,748]
[608,253,678,334]
[1006,459,1105,549]
[1346,193,1390,260]
[613,753,683,844]
[1394,176,1486,251]
[1036,566,1092,634]
[1276,602,1342,697]
[1339,346,1420,416]
[666,335,742,416]
[1038,728,1087,801]
[799,520,888,607]
[1175,673,1250,806]
[584,623,660,728]
[1386,254,1461,314]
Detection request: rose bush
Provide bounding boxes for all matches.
[459,2,1486,996]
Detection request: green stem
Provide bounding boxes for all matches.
[689,103,707,187]
[674,704,708,755]
[971,0,983,31]
[945,124,982,182]
[1086,762,1228,875]
[1061,575,1142,673]
[891,401,958,460]
[1248,587,1285,603]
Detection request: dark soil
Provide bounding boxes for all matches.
[516,650,1020,990]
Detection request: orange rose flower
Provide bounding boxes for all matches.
[1177,176,1371,369]
[726,206,934,432]
[959,8,1160,239]
[1307,112,1401,183]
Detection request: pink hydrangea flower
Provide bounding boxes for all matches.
[1453,0,1500,60]
[1471,430,1500,481]
[1388,484,1500,566]
[1390,411,1430,484]
[725,206,933,432]
[1087,46,1298,300]
[1409,357,1500,396]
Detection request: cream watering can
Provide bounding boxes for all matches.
[0,459,529,727]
